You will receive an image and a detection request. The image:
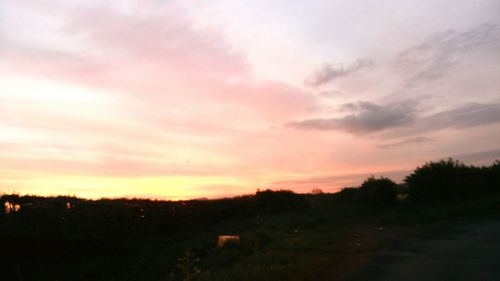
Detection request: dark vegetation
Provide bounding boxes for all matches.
[406,159,500,203]
[1,159,499,281]
[335,177,398,208]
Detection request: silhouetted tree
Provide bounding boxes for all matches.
[404,158,496,203]
[357,176,398,207]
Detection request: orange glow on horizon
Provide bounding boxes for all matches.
[0,174,254,200]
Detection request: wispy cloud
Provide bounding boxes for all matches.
[289,101,500,137]
[1,2,315,120]
[288,100,419,134]
[412,103,500,133]
[396,23,500,87]
[449,148,500,164]
[304,59,373,87]
[377,136,433,149]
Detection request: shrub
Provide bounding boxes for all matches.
[357,177,398,207]
[254,190,309,213]
[335,187,358,205]
[405,159,489,203]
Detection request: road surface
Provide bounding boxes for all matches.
[349,220,500,281]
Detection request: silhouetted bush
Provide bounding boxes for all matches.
[357,177,398,207]
[335,187,358,205]
[255,190,309,213]
[333,178,398,209]
[405,159,499,203]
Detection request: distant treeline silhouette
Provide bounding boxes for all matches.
[335,159,500,206]
[2,159,500,228]
[0,190,310,239]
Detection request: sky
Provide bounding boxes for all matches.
[1,0,499,199]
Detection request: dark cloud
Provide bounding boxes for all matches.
[377,136,433,149]
[414,103,500,133]
[397,23,500,87]
[450,148,500,164]
[305,59,373,87]
[304,23,500,90]
[288,100,419,134]
[339,102,362,111]
[289,101,500,136]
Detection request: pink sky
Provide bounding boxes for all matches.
[1,0,499,199]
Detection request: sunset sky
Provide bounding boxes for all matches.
[1,0,499,199]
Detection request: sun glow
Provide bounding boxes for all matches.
[0,174,246,200]
[1,1,499,199]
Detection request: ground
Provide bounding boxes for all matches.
[347,220,500,281]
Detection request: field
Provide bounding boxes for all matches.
[2,160,499,280]
[2,189,500,281]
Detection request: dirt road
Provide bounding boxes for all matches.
[349,220,500,281]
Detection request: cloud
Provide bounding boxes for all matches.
[305,59,373,87]
[289,101,500,137]
[1,3,249,87]
[377,136,433,149]
[288,100,418,134]
[449,148,500,164]
[318,89,343,98]
[1,2,315,121]
[0,1,317,184]
[396,23,500,87]
[63,3,250,79]
[413,103,500,133]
